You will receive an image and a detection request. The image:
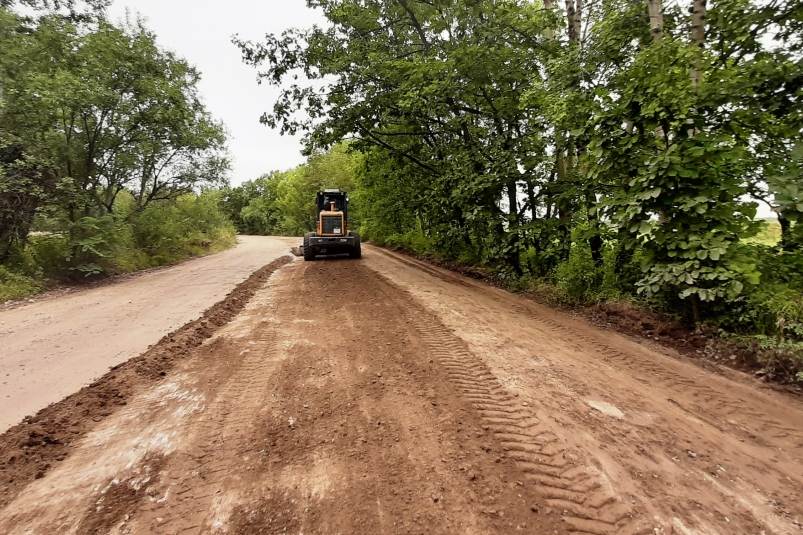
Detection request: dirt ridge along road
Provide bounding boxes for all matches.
[0,235,297,433]
[0,255,292,512]
[367,245,803,534]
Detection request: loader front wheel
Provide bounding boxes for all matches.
[303,234,316,261]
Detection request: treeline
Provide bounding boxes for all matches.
[0,1,235,299]
[221,144,359,236]
[239,0,803,355]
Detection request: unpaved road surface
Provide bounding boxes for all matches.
[1,245,801,534]
[0,236,296,432]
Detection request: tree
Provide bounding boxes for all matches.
[0,134,59,261]
[3,15,229,216]
[222,143,360,237]
[238,0,802,324]
[237,0,560,274]
[1,5,231,276]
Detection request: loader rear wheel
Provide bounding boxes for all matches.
[348,232,361,259]
[303,235,316,261]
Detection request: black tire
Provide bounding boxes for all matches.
[303,234,315,261]
[348,232,361,259]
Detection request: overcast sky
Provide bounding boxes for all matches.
[106,1,323,186]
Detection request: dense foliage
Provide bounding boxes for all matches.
[221,143,360,236]
[0,1,234,298]
[238,0,803,356]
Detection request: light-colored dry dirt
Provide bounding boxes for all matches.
[0,236,296,432]
[1,244,801,535]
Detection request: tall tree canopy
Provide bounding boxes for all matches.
[238,0,803,319]
[0,3,230,272]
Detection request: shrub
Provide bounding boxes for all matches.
[384,230,436,257]
[131,193,236,266]
[0,265,41,301]
[552,228,601,303]
[0,191,237,300]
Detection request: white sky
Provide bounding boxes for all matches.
[107,1,324,186]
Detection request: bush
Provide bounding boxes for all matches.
[552,228,602,303]
[131,193,236,266]
[716,283,803,338]
[384,230,436,257]
[0,191,237,300]
[0,265,41,301]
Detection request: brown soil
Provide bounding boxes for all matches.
[386,245,803,391]
[0,256,291,511]
[1,247,802,534]
[0,236,297,432]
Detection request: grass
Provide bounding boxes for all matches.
[746,219,782,246]
[0,266,41,302]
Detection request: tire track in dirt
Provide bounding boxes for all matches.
[407,314,645,535]
[369,247,803,533]
[144,325,283,535]
[382,248,803,449]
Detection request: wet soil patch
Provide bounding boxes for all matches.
[0,255,292,509]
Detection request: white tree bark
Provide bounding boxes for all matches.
[565,0,579,42]
[646,0,664,42]
[690,0,707,85]
[543,0,555,40]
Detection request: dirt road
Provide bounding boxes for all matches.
[1,245,801,534]
[0,236,296,432]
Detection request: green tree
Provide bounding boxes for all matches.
[222,143,360,237]
[238,0,803,329]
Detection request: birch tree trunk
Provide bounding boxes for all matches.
[646,0,665,140]
[688,0,707,138]
[646,0,664,41]
[565,0,579,42]
[543,0,555,40]
[690,0,707,86]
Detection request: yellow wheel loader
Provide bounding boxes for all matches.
[302,189,361,261]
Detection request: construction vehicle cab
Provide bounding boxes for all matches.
[302,189,361,261]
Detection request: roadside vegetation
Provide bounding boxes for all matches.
[236,0,803,378]
[221,143,360,236]
[0,1,235,301]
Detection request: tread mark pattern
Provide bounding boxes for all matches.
[146,325,280,535]
[379,249,802,447]
[410,317,646,535]
[506,303,803,445]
